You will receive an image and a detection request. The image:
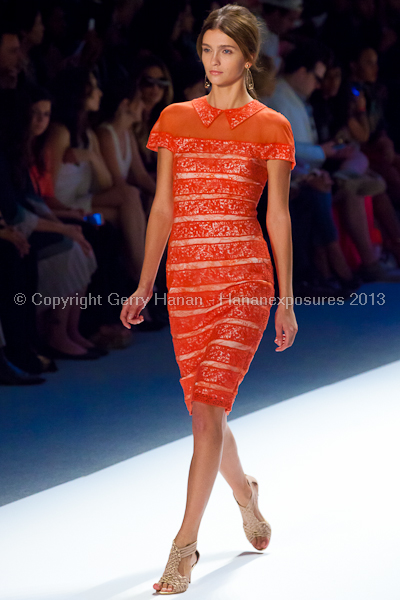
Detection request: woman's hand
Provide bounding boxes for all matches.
[120,288,153,329]
[61,224,93,256]
[354,90,367,113]
[67,208,86,221]
[274,304,298,352]
[335,143,357,161]
[0,227,30,257]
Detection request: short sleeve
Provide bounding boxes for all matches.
[146,106,176,154]
[259,112,296,170]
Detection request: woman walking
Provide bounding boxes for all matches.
[120,4,298,594]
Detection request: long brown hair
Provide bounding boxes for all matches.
[196,4,262,99]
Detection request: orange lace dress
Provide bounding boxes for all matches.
[147,96,295,416]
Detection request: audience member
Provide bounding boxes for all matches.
[259,0,303,71]
[0,22,21,89]
[97,77,152,282]
[349,46,400,212]
[12,1,45,85]
[134,55,174,181]
[265,40,398,288]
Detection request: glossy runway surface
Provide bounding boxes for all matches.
[1,359,399,600]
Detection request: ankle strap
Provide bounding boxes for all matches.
[174,539,197,558]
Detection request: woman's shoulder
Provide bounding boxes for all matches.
[255,102,292,128]
[160,101,195,117]
[152,101,198,137]
[157,101,197,126]
[48,122,71,144]
[96,122,113,141]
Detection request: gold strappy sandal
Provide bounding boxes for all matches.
[234,474,271,549]
[155,539,200,594]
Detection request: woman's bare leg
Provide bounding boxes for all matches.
[313,246,331,280]
[326,241,353,280]
[372,193,400,265]
[219,423,269,551]
[47,303,86,355]
[334,191,377,265]
[93,184,147,282]
[118,185,147,282]
[154,401,226,593]
[67,288,95,348]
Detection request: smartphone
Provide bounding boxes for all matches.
[351,85,360,97]
[333,143,346,151]
[88,18,95,31]
[84,213,104,225]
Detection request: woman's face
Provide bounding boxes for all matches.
[28,12,45,46]
[85,73,103,112]
[321,67,342,98]
[31,100,51,137]
[201,28,248,90]
[140,66,169,109]
[355,48,378,83]
[180,3,195,34]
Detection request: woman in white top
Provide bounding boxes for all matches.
[97,77,156,282]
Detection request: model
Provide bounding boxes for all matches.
[120,4,298,595]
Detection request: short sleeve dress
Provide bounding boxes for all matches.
[147,96,295,416]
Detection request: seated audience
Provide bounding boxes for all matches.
[27,83,140,343]
[266,40,398,286]
[349,46,400,214]
[311,60,400,266]
[45,67,145,282]
[0,89,99,360]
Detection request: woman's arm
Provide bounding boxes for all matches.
[45,123,71,183]
[120,147,174,328]
[266,159,298,351]
[347,114,370,143]
[347,92,370,143]
[96,126,126,187]
[127,132,157,195]
[87,130,113,190]
[34,217,92,255]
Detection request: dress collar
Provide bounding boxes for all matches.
[192,95,266,129]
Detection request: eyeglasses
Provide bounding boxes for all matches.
[141,76,170,89]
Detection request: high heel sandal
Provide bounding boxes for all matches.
[234,474,271,550]
[155,539,200,594]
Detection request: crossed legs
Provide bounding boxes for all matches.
[153,400,269,593]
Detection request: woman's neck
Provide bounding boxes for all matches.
[111,112,132,133]
[142,103,154,121]
[206,82,253,110]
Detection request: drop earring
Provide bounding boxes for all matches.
[246,65,254,91]
[204,75,211,88]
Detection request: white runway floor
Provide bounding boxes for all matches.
[1,361,399,600]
